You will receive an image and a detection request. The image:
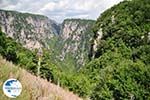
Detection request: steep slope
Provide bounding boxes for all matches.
[0,9,59,50]
[0,56,82,100]
[50,19,95,69]
[91,0,150,58]
[81,0,150,99]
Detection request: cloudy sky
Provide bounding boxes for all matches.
[0,0,124,22]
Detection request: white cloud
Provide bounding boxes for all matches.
[0,0,124,22]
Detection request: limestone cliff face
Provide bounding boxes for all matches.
[56,19,95,67]
[0,9,95,68]
[91,27,103,58]
[0,9,59,50]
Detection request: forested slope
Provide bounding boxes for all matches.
[82,0,150,99]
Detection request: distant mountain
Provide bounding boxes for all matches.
[0,9,95,68]
[0,9,60,50]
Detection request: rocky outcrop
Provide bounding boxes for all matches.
[0,9,59,50]
[91,28,103,58]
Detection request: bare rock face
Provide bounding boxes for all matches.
[0,9,59,50]
[92,28,103,58]
[57,19,95,67]
[148,32,150,41]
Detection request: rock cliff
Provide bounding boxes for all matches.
[0,9,59,50]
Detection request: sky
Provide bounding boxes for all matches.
[0,0,124,22]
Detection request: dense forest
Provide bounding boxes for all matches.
[0,0,150,99]
[83,0,150,99]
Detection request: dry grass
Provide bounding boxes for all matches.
[0,56,82,100]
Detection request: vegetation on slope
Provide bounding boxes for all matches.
[0,56,82,100]
[81,0,150,99]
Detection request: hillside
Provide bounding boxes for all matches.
[81,0,150,99]
[91,0,150,58]
[0,9,59,50]
[0,56,82,100]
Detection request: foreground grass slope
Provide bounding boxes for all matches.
[0,56,82,100]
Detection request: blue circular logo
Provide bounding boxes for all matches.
[3,78,22,98]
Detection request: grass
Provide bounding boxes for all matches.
[0,57,30,100]
[0,56,82,100]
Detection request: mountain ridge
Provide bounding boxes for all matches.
[0,9,95,67]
